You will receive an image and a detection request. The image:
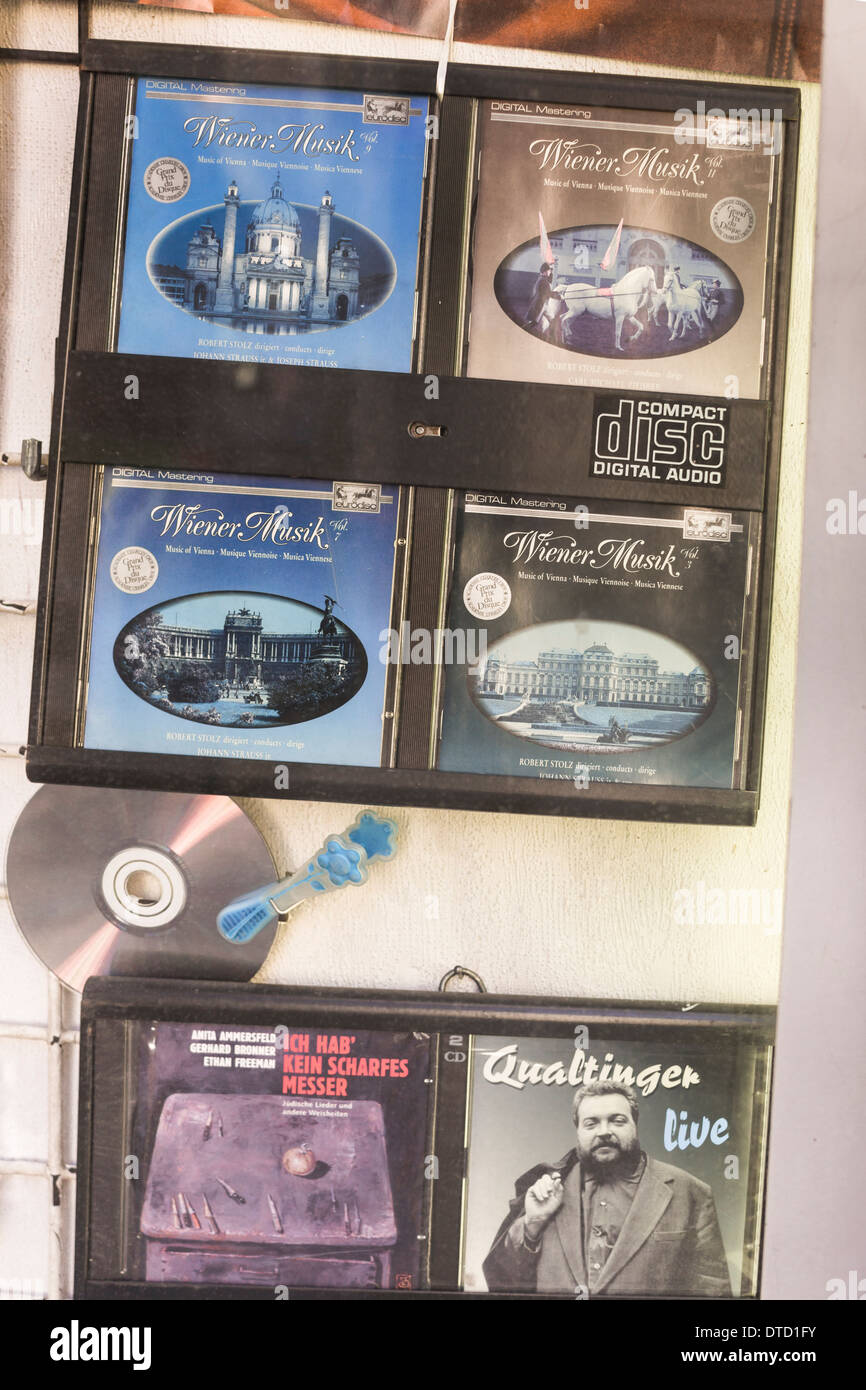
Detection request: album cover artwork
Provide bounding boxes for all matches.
[465,99,782,399]
[136,0,452,41]
[453,0,821,82]
[436,492,759,789]
[461,1026,770,1297]
[81,467,405,767]
[128,1021,432,1290]
[116,77,430,371]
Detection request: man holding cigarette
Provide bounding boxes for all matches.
[483,1080,732,1297]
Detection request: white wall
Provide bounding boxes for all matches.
[0,0,818,1297]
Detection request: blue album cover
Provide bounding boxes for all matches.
[117,78,430,371]
[437,493,759,790]
[83,468,403,767]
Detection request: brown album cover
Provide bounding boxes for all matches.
[134,0,822,80]
[454,0,822,84]
[135,0,452,38]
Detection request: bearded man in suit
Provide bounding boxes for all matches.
[483,1080,732,1297]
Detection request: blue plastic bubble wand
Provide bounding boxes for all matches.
[217,810,398,945]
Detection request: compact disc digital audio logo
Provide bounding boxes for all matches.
[591,395,729,488]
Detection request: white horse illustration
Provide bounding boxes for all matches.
[647,286,668,327]
[660,269,707,340]
[542,265,658,352]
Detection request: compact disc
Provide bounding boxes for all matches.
[5,786,278,991]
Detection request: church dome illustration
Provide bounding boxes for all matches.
[151,177,370,326]
[248,178,301,230]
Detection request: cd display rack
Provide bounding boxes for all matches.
[75,976,776,1301]
[28,40,802,826]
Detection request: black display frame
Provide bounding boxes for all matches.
[27,39,803,826]
[75,975,775,1302]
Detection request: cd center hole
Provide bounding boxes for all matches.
[124,868,163,907]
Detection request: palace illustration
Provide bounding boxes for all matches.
[152,606,356,685]
[476,642,710,710]
[151,177,361,324]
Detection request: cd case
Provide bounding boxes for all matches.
[79,468,410,769]
[115,76,432,373]
[76,979,774,1300]
[436,492,760,790]
[132,1028,432,1291]
[462,98,783,400]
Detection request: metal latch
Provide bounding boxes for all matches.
[408,421,447,439]
[1,440,46,480]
